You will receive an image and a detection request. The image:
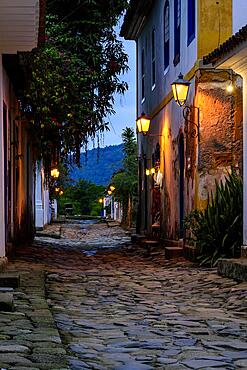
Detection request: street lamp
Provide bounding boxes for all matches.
[98,197,104,217]
[51,168,60,178]
[136,112,151,135]
[171,73,191,107]
[171,73,200,141]
[146,167,156,176]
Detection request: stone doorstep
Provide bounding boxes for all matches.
[0,273,20,288]
[218,258,247,282]
[143,240,160,255]
[0,257,8,273]
[164,246,183,259]
[183,244,199,262]
[131,234,146,243]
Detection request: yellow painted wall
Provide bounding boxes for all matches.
[198,0,232,59]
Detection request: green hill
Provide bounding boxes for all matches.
[69,144,124,185]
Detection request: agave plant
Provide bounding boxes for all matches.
[184,171,242,267]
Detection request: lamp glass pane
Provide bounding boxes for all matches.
[141,117,150,133]
[136,118,142,133]
[173,83,189,106]
[172,84,179,103]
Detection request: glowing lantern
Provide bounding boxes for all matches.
[136,113,151,135]
[51,168,60,178]
[171,73,191,106]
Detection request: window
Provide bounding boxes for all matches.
[151,28,156,87]
[174,0,181,66]
[164,0,170,71]
[141,48,145,101]
[187,0,195,45]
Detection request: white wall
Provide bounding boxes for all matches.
[137,0,197,118]
[35,161,52,229]
[233,0,247,33]
[35,162,44,229]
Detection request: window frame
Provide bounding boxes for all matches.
[151,27,156,89]
[187,0,195,46]
[173,0,181,66]
[164,0,170,71]
[141,48,145,103]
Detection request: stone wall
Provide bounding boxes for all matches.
[194,69,243,210]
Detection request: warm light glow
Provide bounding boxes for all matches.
[109,185,115,192]
[98,198,104,204]
[146,169,150,176]
[150,167,155,174]
[59,190,64,196]
[136,113,151,134]
[226,83,234,93]
[171,73,191,106]
[55,187,60,192]
[107,190,112,195]
[51,168,60,178]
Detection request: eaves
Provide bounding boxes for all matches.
[120,0,154,40]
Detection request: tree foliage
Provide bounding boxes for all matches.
[59,179,104,215]
[21,0,129,172]
[111,127,137,226]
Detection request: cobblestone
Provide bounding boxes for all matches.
[0,220,246,369]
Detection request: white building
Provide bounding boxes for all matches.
[0,0,42,262]
[121,1,246,248]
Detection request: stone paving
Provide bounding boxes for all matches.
[0,220,247,369]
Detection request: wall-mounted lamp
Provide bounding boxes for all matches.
[171,73,200,141]
[51,168,60,178]
[107,190,112,195]
[146,167,156,176]
[171,73,191,107]
[136,112,151,135]
[109,185,116,192]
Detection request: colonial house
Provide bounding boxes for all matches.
[0,0,44,264]
[121,1,247,248]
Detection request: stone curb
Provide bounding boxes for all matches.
[0,266,69,369]
[218,258,247,282]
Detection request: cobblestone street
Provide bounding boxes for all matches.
[1,220,247,369]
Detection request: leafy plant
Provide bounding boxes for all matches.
[184,171,242,266]
[111,127,138,227]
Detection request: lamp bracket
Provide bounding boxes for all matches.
[183,105,200,141]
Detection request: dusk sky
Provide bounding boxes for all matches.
[90,21,136,148]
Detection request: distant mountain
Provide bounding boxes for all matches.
[69,144,124,185]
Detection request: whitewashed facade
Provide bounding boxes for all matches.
[0,0,40,258]
[122,0,246,243]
